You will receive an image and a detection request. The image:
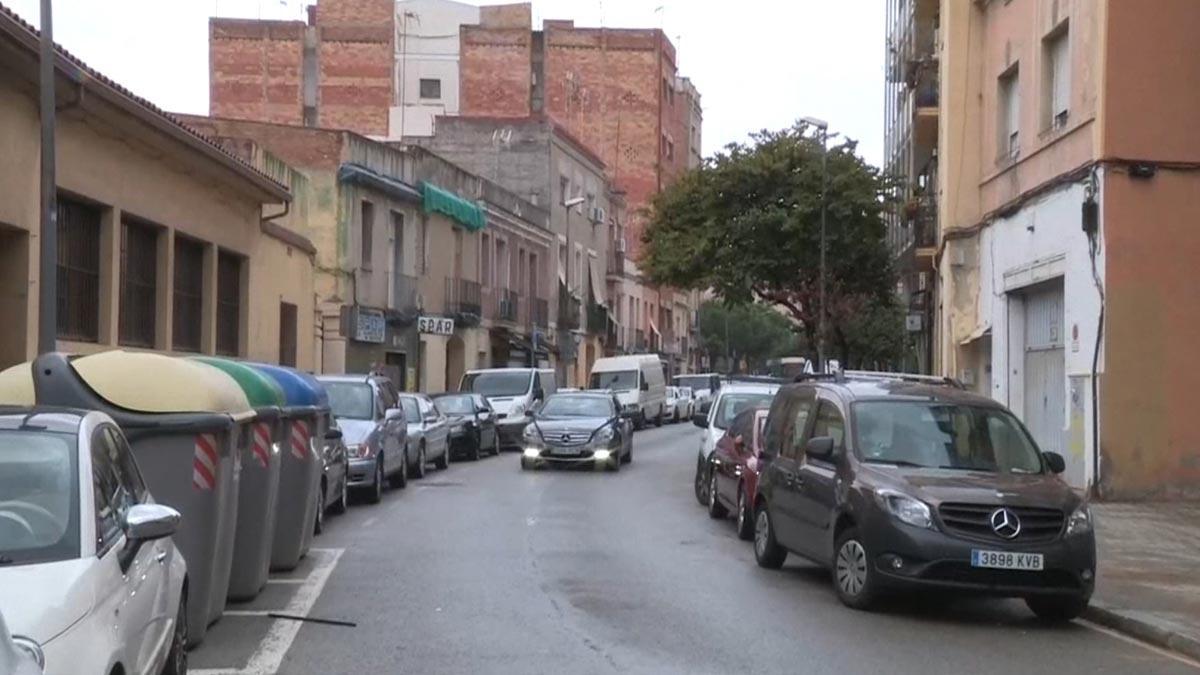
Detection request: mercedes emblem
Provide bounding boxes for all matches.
[989,507,1022,539]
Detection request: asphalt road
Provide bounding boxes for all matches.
[192,423,1199,675]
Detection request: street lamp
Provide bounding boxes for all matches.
[802,116,829,373]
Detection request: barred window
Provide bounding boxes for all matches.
[173,235,205,352]
[56,197,102,342]
[118,218,158,348]
[279,302,297,367]
[216,250,243,356]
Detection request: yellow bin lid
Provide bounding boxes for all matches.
[0,362,35,406]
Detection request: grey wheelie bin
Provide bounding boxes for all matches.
[249,363,330,571]
[0,351,255,646]
[191,356,287,601]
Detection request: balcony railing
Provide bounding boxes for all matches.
[913,195,938,249]
[493,288,520,324]
[530,297,550,330]
[393,273,420,313]
[586,302,608,335]
[607,248,624,277]
[446,278,482,317]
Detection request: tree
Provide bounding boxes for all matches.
[641,120,904,368]
[696,301,800,373]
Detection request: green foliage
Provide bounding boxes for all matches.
[641,120,905,367]
[696,301,800,373]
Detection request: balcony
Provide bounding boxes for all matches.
[446,278,482,319]
[586,302,608,336]
[529,297,550,330]
[491,287,521,324]
[607,248,625,279]
[634,329,646,352]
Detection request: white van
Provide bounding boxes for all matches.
[460,368,556,448]
[589,355,666,429]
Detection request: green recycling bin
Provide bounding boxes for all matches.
[191,357,286,602]
[0,351,255,646]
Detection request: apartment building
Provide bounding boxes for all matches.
[933,0,1200,500]
[0,6,316,371]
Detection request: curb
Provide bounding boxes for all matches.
[1083,603,1200,662]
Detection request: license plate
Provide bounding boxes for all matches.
[550,447,580,456]
[971,549,1044,571]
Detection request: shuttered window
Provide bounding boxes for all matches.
[118,218,158,348]
[173,236,205,353]
[216,251,243,356]
[279,302,297,367]
[56,197,102,342]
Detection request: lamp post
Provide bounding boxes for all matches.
[801,116,829,372]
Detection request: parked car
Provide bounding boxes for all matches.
[589,355,666,429]
[521,391,633,471]
[399,393,451,476]
[751,372,1096,620]
[433,392,499,460]
[693,381,781,507]
[664,386,693,423]
[0,609,42,675]
[460,368,556,449]
[708,407,770,540]
[673,373,721,408]
[678,386,696,418]
[315,419,349,534]
[318,374,408,504]
[0,408,188,675]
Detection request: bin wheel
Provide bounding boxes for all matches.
[331,473,348,515]
[414,444,427,479]
[314,484,326,535]
[367,459,385,503]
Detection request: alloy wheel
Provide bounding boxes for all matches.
[709,473,719,509]
[836,540,868,597]
[172,595,188,675]
[737,490,746,532]
[375,461,384,499]
[755,510,770,558]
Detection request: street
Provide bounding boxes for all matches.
[191,425,1198,675]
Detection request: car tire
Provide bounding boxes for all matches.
[607,455,620,472]
[390,452,408,490]
[435,441,450,470]
[163,588,188,675]
[753,504,788,570]
[331,474,348,515]
[833,527,878,610]
[655,408,664,427]
[367,459,385,503]
[707,469,728,519]
[414,444,427,479]
[694,455,709,506]
[735,484,754,541]
[621,443,632,464]
[1025,595,1089,622]
[634,413,646,431]
[520,456,532,471]
[470,436,481,461]
[492,432,501,456]
[313,483,326,535]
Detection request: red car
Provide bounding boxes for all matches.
[706,407,770,540]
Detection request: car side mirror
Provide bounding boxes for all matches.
[1042,451,1066,474]
[699,400,712,415]
[804,436,836,461]
[692,413,708,429]
[385,407,403,420]
[124,503,181,542]
[324,428,343,441]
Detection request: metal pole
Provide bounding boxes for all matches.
[817,128,828,373]
[564,205,572,383]
[38,0,57,355]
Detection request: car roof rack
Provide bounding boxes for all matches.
[793,372,844,383]
[840,370,967,390]
[724,375,790,385]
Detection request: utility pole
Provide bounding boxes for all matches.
[802,116,830,373]
[38,0,57,355]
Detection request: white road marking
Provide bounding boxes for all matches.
[1078,619,1200,670]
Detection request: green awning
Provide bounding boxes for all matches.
[421,182,487,232]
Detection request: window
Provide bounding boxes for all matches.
[119,218,158,348]
[1043,26,1070,128]
[56,196,102,342]
[103,426,147,502]
[361,201,374,269]
[216,250,243,356]
[418,216,429,273]
[779,393,814,459]
[419,78,441,99]
[391,210,405,276]
[810,400,846,453]
[279,302,297,367]
[998,65,1020,159]
[173,235,205,353]
[91,431,128,554]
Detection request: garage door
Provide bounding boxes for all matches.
[1022,282,1067,476]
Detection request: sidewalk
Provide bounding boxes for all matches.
[1085,502,1200,661]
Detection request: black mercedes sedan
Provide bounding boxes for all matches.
[432,392,499,460]
[520,392,633,471]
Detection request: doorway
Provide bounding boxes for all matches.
[385,351,407,391]
[1019,280,1070,480]
[445,334,466,393]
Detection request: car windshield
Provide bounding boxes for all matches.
[591,370,638,391]
[462,372,532,397]
[0,430,80,565]
[674,376,711,391]
[539,396,613,419]
[853,402,1045,474]
[435,395,474,414]
[324,382,374,420]
[713,392,776,430]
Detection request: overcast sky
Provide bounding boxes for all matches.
[5,0,884,165]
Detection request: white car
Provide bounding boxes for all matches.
[692,382,780,507]
[664,386,693,423]
[0,409,188,675]
[0,608,40,675]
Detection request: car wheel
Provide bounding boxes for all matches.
[754,504,787,569]
[520,456,531,471]
[367,459,384,503]
[435,440,450,470]
[607,454,620,472]
[655,409,664,427]
[313,483,326,535]
[621,443,632,464]
[162,588,188,675]
[470,436,481,461]
[492,432,501,456]
[331,473,348,515]
[735,484,754,541]
[833,527,878,610]
[414,444,427,479]
[1025,595,1089,622]
[694,456,709,506]
[707,469,728,519]
[390,451,408,490]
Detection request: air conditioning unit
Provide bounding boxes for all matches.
[616,238,627,253]
[589,206,607,224]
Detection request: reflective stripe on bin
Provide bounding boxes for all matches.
[193,433,219,490]
[252,422,272,468]
[290,420,310,460]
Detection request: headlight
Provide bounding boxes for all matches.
[593,425,616,444]
[876,489,933,529]
[523,447,541,458]
[509,401,526,417]
[13,636,44,670]
[593,449,612,461]
[1065,504,1093,537]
